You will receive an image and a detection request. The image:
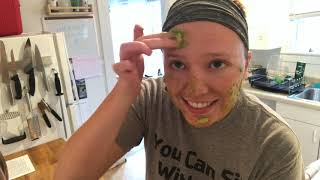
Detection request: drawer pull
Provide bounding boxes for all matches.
[313,130,317,143]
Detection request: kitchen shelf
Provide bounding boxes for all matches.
[47,4,93,16]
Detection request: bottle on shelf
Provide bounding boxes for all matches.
[70,0,81,12]
[49,0,58,7]
[57,0,72,12]
[81,0,89,12]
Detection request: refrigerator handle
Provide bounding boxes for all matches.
[67,58,81,105]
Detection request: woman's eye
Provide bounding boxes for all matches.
[209,61,225,69]
[170,61,185,70]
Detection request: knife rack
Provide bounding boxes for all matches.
[0,34,70,155]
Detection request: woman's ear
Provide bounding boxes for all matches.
[245,51,252,70]
[242,51,252,78]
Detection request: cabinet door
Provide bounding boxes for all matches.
[285,118,320,166]
[259,98,276,111]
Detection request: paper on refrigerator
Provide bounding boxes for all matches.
[71,56,104,80]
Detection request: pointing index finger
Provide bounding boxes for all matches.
[134,24,144,41]
[136,32,180,50]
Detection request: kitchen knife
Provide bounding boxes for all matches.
[37,101,52,128]
[41,99,62,122]
[54,71,63,96]
[35,44,50,91]
[52,68,67,138]
[10,50,22,99]
[0,41,15,105]
[22,38,36,96]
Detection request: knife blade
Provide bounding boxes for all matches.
[0,41,15,105]
[21,38,36,96]
[35,44,50,91]
[10,50,22,99]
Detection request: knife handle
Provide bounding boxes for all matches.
[27,68,36,96]
[42,113,52,128]
[2,132,26,145]
[50,108,62,121]
[54,72,63,96]
[11,74,22,99]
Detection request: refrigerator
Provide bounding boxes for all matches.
[0,32,79,155]
[42,16,108,132]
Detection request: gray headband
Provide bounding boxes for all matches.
[162,0,249,49]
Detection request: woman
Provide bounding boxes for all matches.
[54,0,304,179]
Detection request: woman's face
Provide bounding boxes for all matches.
[163,21,251,128]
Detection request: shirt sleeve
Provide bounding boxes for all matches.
[250,120,305,180]
[115,80,150,153]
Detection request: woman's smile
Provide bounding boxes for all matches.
[181,97,218,115]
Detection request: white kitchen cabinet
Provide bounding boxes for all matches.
[277,102,320,126]
[259,98,277,111]
[283,118,320,166]
[277,102,320,166]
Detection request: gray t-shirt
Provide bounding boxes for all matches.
[116,78,305,180]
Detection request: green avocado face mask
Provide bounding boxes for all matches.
[170,29,187,49]
[197,117,209,124]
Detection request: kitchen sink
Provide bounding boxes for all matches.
[290,88,320,102]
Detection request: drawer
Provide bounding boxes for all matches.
[277,102,320,126]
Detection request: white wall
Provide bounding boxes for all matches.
[242,0,291,49]
[20,0,47,32]
[161,0,175,22]
[164,0,291,50]
[20,0,97,33]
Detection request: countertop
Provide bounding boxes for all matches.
[242,82,320,111]
[4,138,115,180]
[4,138,65,180]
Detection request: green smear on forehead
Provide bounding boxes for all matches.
[170,29,187,49]
[197,117,209,124]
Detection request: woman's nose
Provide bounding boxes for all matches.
[187,74,209,96]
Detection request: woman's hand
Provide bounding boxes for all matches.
[113,25,177,97]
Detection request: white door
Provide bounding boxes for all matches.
[285,118,320,166]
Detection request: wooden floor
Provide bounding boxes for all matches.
[102,145,146,180]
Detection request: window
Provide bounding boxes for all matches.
[287,0,320,54]
[109,0,164,77]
